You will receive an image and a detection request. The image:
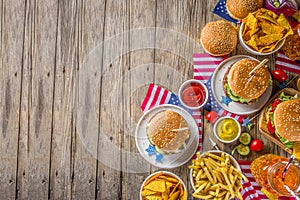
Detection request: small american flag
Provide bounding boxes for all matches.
[193,54,246,122]
[141,84,203,153]
[276,51,300,74]
[213,0,239,23]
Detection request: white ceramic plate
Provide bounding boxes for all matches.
[211,55,273,115]
[135,104,199,168]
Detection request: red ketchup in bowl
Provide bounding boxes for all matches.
[181,83,206,107]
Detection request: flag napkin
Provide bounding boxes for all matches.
[276,51,300,74]
[193,53,246,122]
[213,0,240,23]
[141,84,203,153]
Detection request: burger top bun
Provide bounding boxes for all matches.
[274,99,300,141]
[200,20,238,56]
[227,59,270,100]
[146,110,190,152]
[226,0,264,20]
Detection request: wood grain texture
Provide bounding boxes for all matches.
[0,1,25,199]
[49,1,79,199]
[17,1,57,199]
[1,0,299,199]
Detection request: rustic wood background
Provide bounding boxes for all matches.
[1,0,299,199]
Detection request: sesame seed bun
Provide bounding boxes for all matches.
[226,59,270,102]
[200,20,238,56]
[226,0,264,20]
[146,110,190,153]
[274,100,300,141]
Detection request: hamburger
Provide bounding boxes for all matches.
[200,20,238,56]
[146,110,190,154]
[223,59,271,104]
[265,92,300,149]
[226,0,264,20]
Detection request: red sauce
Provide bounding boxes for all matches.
[181,83,206,107]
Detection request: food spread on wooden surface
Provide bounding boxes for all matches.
[139,1,300,199]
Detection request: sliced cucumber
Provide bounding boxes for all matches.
[239,132,251,145]
[236,144,250,156]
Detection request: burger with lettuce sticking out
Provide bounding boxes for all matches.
[265,92,300,149]
[223,59,271,104]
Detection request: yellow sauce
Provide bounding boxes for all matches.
[216,118,239,141]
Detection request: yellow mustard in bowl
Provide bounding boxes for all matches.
[216,118,239,141]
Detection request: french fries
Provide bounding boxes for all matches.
[189,151,246,200]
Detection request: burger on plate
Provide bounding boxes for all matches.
[146,110,190,154]
[265,92,300,149]
[223,59,271,104]
[200,20,238,56]
[226,0,264,20]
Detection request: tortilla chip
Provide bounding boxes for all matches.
[144,180,166,192]
[245,13,257,30]
[143,172,164,186]
[168,191,180,200]
[142,189,159,196]
[161,191,169,200]
[145,195,163,200]
[159,176,179,183]
[277,14,290,29]
[259,34,283,45]
[166,181,174,189]
[180,190,187,200]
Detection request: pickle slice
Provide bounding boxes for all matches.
[239,132,251,145]
[235,144,250,156]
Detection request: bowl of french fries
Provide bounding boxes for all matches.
[140,171,187,200]
[189,150,246,200]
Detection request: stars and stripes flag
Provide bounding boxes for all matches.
[141,84,203,153]
[276,51,300,74]
[213,0,240,23]
[193,53,246,122]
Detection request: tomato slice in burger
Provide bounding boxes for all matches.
[267,119,275,135]
[271,99,281,111]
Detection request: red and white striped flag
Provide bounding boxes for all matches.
[194,53,227,83]
[276,51,300,74]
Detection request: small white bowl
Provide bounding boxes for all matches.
[140,171,187,200]
[213,116,241,144]
[178,79,208,110]
[189,150,241,191]
[239,22,285,56]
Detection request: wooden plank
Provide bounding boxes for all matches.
[17,1,57,199]
[120,0,157,199]
[0,1,25,199]
[94,0,132,199]
[48,1,79,199]
[70,0,105,199]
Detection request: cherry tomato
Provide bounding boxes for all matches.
[272,69,287,82]
[250,139,264,152]
[205,111,219,124]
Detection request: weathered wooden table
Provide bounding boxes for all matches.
[1,0,299,199]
